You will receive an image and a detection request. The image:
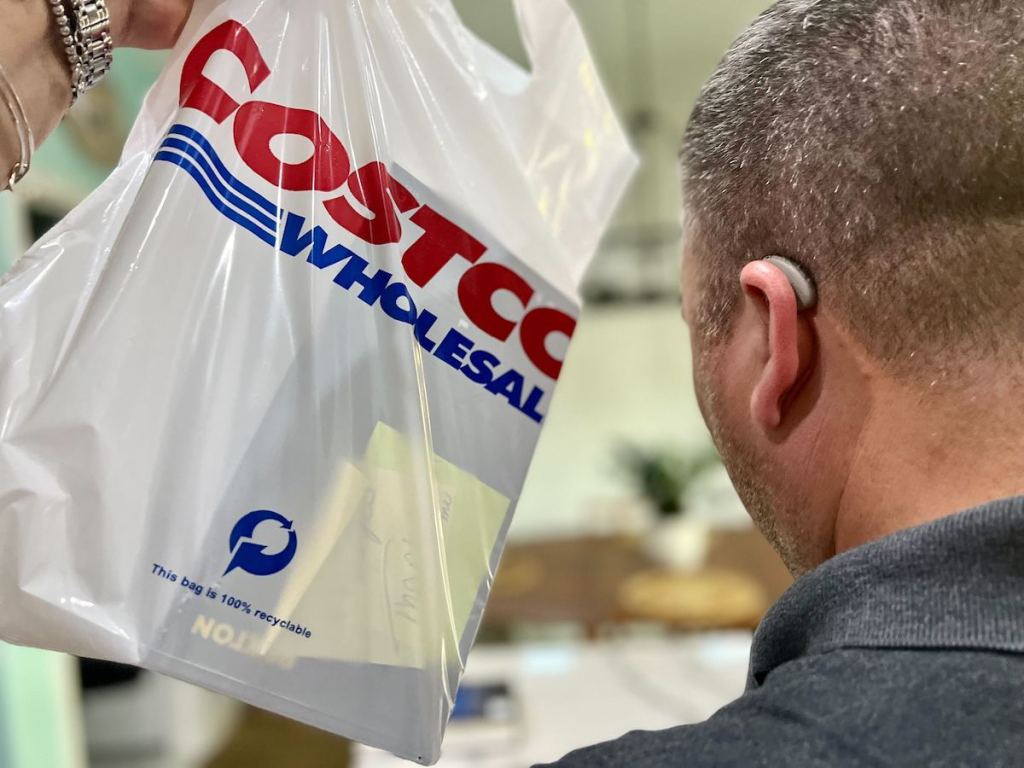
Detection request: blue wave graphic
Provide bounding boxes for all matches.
[154,124,281,246]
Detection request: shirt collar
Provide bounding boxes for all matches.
[748,495,1024,688]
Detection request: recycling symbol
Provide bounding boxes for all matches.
[225,509,298,577]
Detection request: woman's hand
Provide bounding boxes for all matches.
[107,0,195,50]
[0,0,195,187]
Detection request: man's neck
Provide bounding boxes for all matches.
[831,374,1024,556]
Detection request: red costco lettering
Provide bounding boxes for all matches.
[520,308,576,380]
[177,20,575,381]
[234,101,351,192]
[457,263,534,342]
[324,162,419,245]
[180,21,271,124]
[401,207,487,287]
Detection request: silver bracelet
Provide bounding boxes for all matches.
[0,61,34,190]
[47,0,113,105]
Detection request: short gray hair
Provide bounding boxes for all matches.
[682,0,1024,374]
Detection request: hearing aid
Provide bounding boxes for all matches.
[763,255,818,312]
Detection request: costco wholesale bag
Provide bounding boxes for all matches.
[0,0,635,762]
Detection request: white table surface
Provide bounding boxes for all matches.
[355,633,752,768]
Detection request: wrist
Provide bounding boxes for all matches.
[0,0,72,133]
[104,0,130,47]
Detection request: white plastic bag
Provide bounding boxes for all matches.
[0,0,635,762]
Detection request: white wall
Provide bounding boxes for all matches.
[514,302,717,537]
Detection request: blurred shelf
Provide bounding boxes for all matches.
[484,529,792,638]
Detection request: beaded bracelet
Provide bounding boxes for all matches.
[0,60,34,190]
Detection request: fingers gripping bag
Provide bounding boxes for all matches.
[0,0,635,762]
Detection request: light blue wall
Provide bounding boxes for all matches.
[0,644,84,768]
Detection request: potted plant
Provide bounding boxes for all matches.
[617,445,722,569]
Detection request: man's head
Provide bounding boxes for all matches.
[681,0,1024,574]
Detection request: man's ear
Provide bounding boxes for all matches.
[739,260,815,431]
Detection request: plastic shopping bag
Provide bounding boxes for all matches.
[0,0,635,762]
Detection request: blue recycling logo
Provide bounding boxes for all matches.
[225,510,298,577]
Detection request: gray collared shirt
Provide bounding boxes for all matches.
[540,496,1024,767]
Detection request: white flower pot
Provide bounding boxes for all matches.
[643,517,711,571]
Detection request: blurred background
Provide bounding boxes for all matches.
[0,1,785,766]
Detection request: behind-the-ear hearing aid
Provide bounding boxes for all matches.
[763,256,818,311]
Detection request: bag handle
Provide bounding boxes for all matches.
[431,0,637,283]
[468,0,637,283]
[509,0,585,85]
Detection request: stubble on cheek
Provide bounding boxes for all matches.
[694,347,811,576]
